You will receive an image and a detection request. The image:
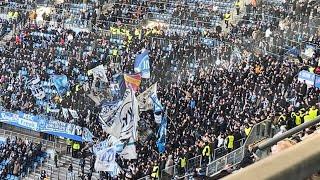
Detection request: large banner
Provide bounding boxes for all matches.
[99,90,139,141]
[0,111,93,142]
[314,75,320,88]
[94,146,117,172]
[298,70,315,86]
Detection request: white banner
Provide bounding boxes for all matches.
[62,108,69,119]
[94,146,117,172]
[27,76,46,99]
[120,137,137,160]
[100,90,139,141]
[137,83,157,111]
[91,65,108,82]
[68,109,79,119]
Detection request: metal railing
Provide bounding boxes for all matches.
[0,128,67,152]
[205,119,275,177]
[206,146,245,176]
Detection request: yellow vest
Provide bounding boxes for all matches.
[180,157,186,168]
[309,67,315,73]
[151,165,159,178]
[66,139,72,146]
[291,112,300,126]
[224,14,231,21]
[235,1,241,7]
[73,143,80,150]
[309,109,318,119]
[75,84,80,92]
[278,115,286,122]
[227,135,234,149]
[13,12,18,19]
[202,145,210,157]
[245,127,251,136]
[112,49,118,56]
[304,114,313,122]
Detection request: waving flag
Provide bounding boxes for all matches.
[156,113,167,153]
[150,91,163,113]
[134,49,150,78]
[90,65,108,82]
[99,90,139,140]
[27,76,46,99]
[94,146,117,172]
[124,73,142,92]
[51,75,70,95]
[137,83,157,111]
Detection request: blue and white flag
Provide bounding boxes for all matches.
[99,90,139,140]
[27,76,46,99]
[51,75,70,95]
[156,113,167,153]
[69,109,79,119]
[137,83,157,111]
[134,49,150,78]
[62,108,69,119]
[90,65,108,82]
[94,146,117,172]
[151,92,163,113]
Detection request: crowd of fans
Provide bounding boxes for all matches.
[0,0,319,179]
[0,137,47,180]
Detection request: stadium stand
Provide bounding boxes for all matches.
[0,0,318,179]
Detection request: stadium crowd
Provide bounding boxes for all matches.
[0,137,47,180]
[0,0,319,179]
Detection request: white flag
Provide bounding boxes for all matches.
[137,83,157,111]
[27,76,46,99]
[100,90,139,141]
[69,109,79,119]
[91,65,108,82]
[154,113,162,124]
[120,137,137,160]
[62,108,69,119]
[94,146,117,172]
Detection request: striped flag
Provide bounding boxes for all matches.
[123,74,142,92]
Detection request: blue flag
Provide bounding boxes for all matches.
[134,50,150,78]
[156,113,167,153]
[151,93,163,113]
[51,75,70,95]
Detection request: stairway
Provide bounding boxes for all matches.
[24,154,100,180]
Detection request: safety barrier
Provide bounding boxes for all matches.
[0,128,67,152]
[206,146,245,176]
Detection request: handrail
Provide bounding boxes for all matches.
[257,116,320,151]
[0,128,67,152]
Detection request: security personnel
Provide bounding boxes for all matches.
[179,155,187,175]
[309,66,315,73]
[244,124,251,136]
[224,12,231,28]
[151,164,159,179]
[304,111,313,123]
[75,84,80,92]
[202,143,211,164]
[309,106,319,120]
[235,0,241,15]
[66,139,72,154]
[277,113,287,125]
[291,112,302,127]
[226,132,234,153]
[72,142,80,158]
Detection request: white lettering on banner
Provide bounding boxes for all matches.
[18,119,38,131]
[94,147,117,172]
